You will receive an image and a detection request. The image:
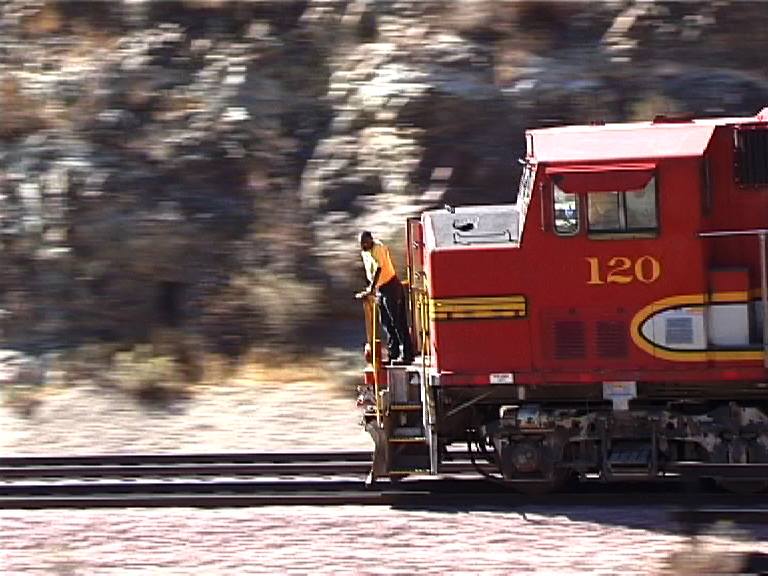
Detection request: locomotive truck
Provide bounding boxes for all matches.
[360,107,768,493]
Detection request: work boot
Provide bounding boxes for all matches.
[389,345,413,365]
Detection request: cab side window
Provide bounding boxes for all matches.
[587,191,621,231]
[587,179,658,233]
[625,182,657,229]
[553,184,579,235]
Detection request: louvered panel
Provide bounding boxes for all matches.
[736,127,768,186]
[596,320,628,358]
[553,320,586,359]
[665,317,694,345]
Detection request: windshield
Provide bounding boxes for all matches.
[517,161,536,206]
[515,161,537,235]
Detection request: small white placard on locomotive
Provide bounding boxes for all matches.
[602,381,638,411]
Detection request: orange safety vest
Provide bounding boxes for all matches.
[362,240,396,288]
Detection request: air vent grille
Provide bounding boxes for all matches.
[596,321,628,358]
[736,128,768,186]
[554,320,586,359]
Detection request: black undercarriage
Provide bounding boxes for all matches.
[436,383,768,492]
[362,375,768,493]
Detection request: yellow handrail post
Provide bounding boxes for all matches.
[420,290,428,411]
[370,295,383,427]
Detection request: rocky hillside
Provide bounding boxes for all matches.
[1,0,768,368]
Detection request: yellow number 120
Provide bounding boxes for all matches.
[586,256,661,285]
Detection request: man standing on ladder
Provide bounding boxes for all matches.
[355,231,414,365]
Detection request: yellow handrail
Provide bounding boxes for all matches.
[370,295,383,427]
[418,289,430,363]
[420,290,428,406]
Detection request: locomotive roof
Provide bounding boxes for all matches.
[527,110,768,164]
[424,205,520,249]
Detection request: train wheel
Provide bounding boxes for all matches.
[716,479,768,494]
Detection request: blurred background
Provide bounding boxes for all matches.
[3,4,768,572]
[1,0,768,436]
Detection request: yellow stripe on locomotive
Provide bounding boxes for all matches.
[429,295,527,320]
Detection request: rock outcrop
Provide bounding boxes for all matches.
[1,0,768,364]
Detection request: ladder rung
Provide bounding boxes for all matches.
[389,436,427,444]
[390,403,422,412]
[392,426,423,436]
[606,473,654,481]
[606,464,653,478]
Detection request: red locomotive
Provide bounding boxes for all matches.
[360,107,768,492]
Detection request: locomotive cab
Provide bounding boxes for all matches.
[361,108,768,492]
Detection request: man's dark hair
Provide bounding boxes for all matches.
[359,231,373,242]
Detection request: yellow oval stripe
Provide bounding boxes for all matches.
[629,292,763,362]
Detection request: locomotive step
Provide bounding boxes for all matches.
[608,446,651,467]
[390,403,423,412]
[389,436,427,444]
[389,469,430,476]
[603,470,657,481]
[384,363,424,371]
[392,426,424,436]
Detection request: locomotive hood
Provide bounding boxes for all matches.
[422,205,520,250]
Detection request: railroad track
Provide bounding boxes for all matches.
[0,450,375,480]
[0,450,369,507]
[0,450,487,483]
[4,478,768,516]
[0,450,474,508]
[2,451,768,525]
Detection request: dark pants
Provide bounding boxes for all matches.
[377,277,414,361]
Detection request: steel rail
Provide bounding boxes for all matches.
[672,508,768,526]
[0,461,373,479]
[5,454,768,485]
[0,450,373,467]
[0,479,369,496]
[0,492,399,509]
[2,477,768,509]
[0,451,492,480]
[3,452,768,520]
[5,453,768,479]
[0,461,494,480]
[671,462,768,479]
